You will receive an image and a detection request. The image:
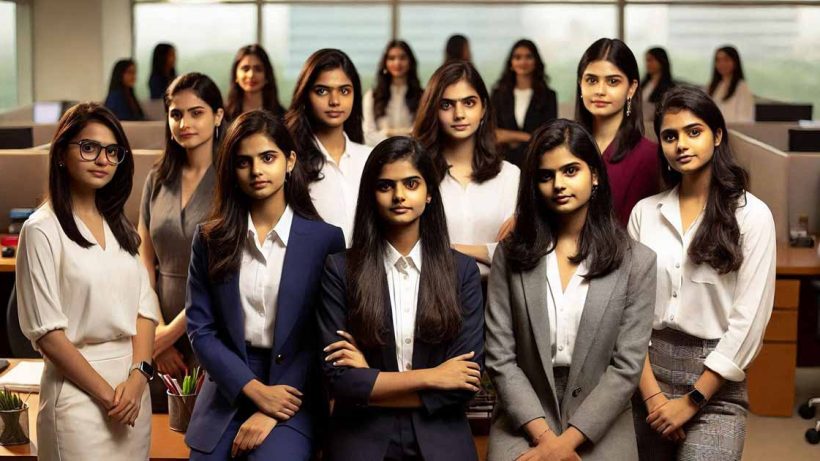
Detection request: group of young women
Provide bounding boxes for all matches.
[17,35,774,461]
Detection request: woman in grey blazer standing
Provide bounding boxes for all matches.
[486,119,657,461]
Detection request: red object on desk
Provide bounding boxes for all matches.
[1,235,18,247]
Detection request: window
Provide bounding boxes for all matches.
[398,4,618,104]
[0,1,17,110]
[626,4,820,116]
[262,4,391,106]
[133,3,258,100]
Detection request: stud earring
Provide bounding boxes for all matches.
[58,161,64,167]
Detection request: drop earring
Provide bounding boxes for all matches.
[215,125,220,139]
[625,97,632,117]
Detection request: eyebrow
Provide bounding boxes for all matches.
[583,73,623,79]
[661,123,705,133]
[170,105,205,112]
[440,96,478,103]
[236,149,281,158]
[313,83,353,89]
[537,161,581,172]
[377,175,422,183]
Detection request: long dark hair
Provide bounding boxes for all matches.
[373,40,423,120]
[495,39,551,95]
[641,47,674,103]
[154,73,225,187]
[347,136,460,347]
[504,119,627,276]
[202,110,320,281]
[226,45,284,120]
[412,61,501,183]
[285,49,364,183]
[48,103,140,254]
[575,38,643,164]
[444,34,469,63]
[150,43,176,82]
[107,59,144,120]
[655,86,748,274]
[707,46,745,101]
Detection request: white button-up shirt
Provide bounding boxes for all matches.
[308,134,371,247]
[440,160,520,275]
[362,86,415,147]
[240,206,293,348]
[545,251,589,367]
[384,241,422,372]
[628,187,776,381]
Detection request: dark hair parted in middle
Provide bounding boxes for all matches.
[226,44,285,120]
[48,102,140,254]
[202,110,320,281]
[373,40,423,120]
[413,61,501,183]
[707,45,745,102]
[346,136,461,347]
[504,119,628,276]
[155,72,225,187]
[107,59,144,120]
[575,38,643,163]
[642,47,674,103]
[495,39,551,94]
[655,85,748,274]
[285,48,364,182]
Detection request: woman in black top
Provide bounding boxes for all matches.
[148,43,177,100]
[491,39,557,167]
[104,59,145,121]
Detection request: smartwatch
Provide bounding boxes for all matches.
[130,361,154,382]
[686,388,708,409]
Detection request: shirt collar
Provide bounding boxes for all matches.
[383,240,423,274]
[314,133,352,164]
[246,205,294,246]
[657,185,682,234]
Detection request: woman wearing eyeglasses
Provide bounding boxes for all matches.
[16,102,160,460]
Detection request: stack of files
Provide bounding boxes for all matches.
[0,361,43,393]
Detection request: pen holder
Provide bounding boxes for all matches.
[167,392,197,433]
[0,404,29,445]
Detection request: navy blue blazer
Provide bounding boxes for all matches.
[317,249,485,461]
[184,215,345,453]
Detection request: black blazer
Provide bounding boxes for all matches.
[492,85,558,167]
[317,249,484,461]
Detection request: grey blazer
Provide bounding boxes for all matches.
[485,243,656,461]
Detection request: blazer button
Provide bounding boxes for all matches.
[572,387,582,397]
[275,354,285,365]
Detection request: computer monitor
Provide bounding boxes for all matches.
[32,101,63,124]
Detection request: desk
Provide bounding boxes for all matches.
[0,257,14,273]
[0,359,189,460]
[776,241,820,276]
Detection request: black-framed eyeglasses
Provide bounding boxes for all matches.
[68,140,128,165]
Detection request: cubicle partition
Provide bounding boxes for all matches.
[0,148,162,232]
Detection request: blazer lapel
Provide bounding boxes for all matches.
[563,267,622,416]
[520,257,559,412]
[272,215,309,353]
[220,273,248,360]
[380,280,400,371]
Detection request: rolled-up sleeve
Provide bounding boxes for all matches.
[704,200,776,381]
[137,262,160,323]
[16,225,68,345]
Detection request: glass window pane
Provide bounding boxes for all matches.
[0,1,17,110]
[133,3,257,100]
[262,4,391,107]
[398,4,618,105]
[625,5,820,119]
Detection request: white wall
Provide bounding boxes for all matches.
[32,0,131,102]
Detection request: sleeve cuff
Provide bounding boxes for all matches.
[704,351,746,382]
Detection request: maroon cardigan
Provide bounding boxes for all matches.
[603,136,661,226]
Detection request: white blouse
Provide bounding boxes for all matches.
[710,79,755,123]
[362,86,415,147]
[440,160,520,275]
[308,134,371,247]
[544,251,589,367]
[239,207,292,348]
[513,88,533,129]
[384,241,422,372]
[16,204,160,350]
[628,187,776,382]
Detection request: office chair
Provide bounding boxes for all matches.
[6,284,39,358]
[799,280,820,445]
